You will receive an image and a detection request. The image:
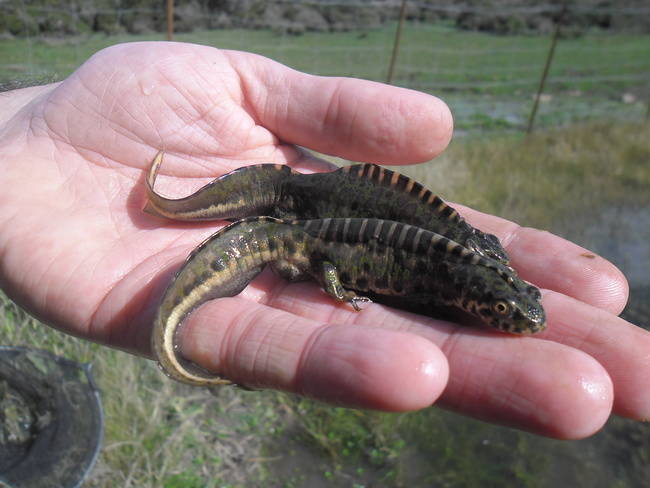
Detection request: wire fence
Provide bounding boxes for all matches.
[1,0,648,134]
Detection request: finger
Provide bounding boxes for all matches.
[179,296,449,412]
[436,333,613,439]
[507,228,628,315]
[226,51,453,164]
[264,283,614,439]
[455,204,628,315]
[540,290,650,421]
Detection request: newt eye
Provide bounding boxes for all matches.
[492,300,511,316]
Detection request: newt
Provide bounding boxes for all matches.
[143,152,510,266]
[151,216,544,386]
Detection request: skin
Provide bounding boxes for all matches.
[0,42,647,440]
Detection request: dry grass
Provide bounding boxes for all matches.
[423,121,650,229]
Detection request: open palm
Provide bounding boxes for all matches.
[1,42,647,439]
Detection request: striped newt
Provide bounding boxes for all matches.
[143,152,511,266]
[152,216,545,386]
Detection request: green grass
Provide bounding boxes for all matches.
[2,121,649,487]
[2,24,648,93]
[1,23,648,130]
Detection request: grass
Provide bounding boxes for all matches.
[1,23,648,130]
[1,120,649,486]
[406,120,650,228]
[2,24,648,93]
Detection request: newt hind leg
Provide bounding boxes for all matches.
[320,261,372,311]
[271,258,372,311]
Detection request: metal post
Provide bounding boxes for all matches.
[386,0,408,84]
[526,4,567,134]
[166,0,174,41]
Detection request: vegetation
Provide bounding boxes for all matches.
[2,0,648,38]
[3,22,649,92]
[2,120,648,486]
[2,22,648,131]
[400,120,650,227]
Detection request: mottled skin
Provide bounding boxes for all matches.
[153,217,545,386]
[144,152,510,265]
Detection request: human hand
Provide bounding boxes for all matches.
[0,42,646,439]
